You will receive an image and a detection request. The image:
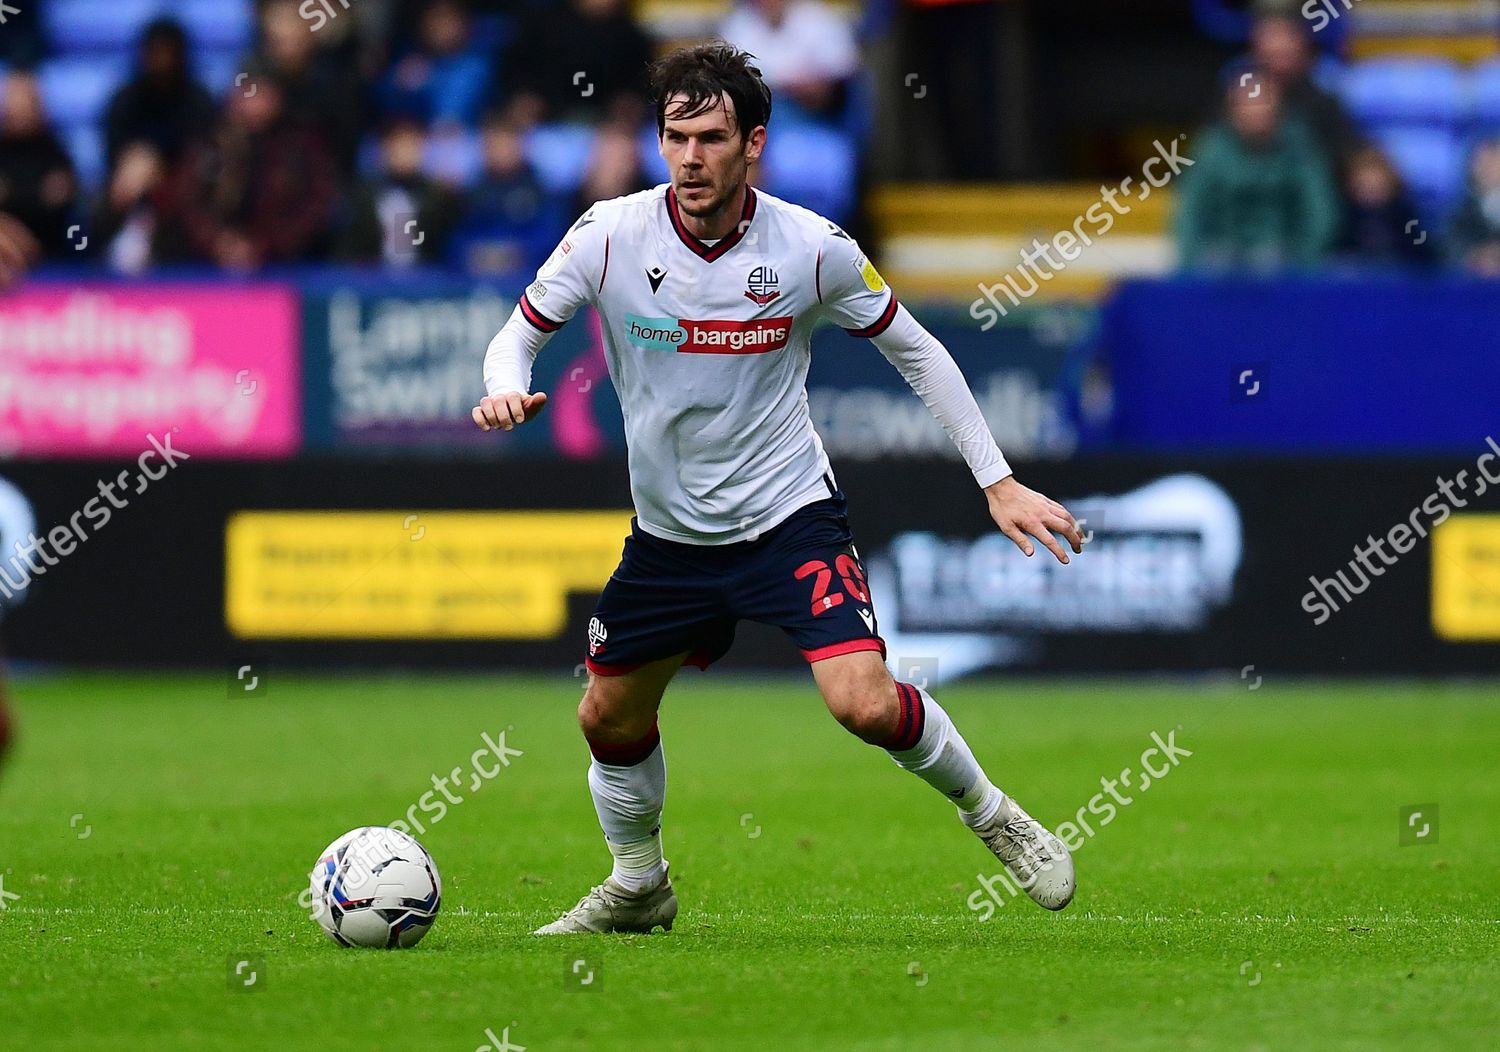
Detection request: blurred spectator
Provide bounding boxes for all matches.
[161,68,339,270]
[500,0,653,126]
[449,112,558,275]
[0,212,41,289]
[1446,139,1500,277]
[104,19,216,171]
[574,121,654,216]
[720,0,858,124]
[1336,145,1434,267]
[336,117,460,266]
[1176,73,1340,272]
[257,0,366,171]
[380,0,492,127]
[1247,12,1365,180]
[0,72,79,257]
[92,143,168,275]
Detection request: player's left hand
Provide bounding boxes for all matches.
[984,475,1085,564]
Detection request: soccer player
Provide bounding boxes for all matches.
[474,44,1085,933]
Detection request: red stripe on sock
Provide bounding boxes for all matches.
[587,720,661,766]
[880,682,927,752]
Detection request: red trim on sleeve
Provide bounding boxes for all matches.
[844,294,899,339]
[801,637,887,664]
[519,293,563,332]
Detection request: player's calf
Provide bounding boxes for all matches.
[812,652,1075,911]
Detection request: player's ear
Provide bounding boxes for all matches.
[744,125,767,164]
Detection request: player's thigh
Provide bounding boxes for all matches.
[580,651,688,741]
[735,496,886,664]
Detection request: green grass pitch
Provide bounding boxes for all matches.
[2,672,1497,1050]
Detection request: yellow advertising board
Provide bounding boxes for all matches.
[1431,514,1500,641]
[226,511,633,639]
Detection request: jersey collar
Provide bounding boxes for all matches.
[666,184,757,263]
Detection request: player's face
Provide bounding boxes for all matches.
[659,93,765,220]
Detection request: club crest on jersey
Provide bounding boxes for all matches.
[743,266,781,306]
[624,313,793,355]
[588,617,607,656]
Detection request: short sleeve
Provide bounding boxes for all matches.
[817,226,898,338]
[518,206,610,333]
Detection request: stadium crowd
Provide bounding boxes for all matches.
[0,0,865,279]
[3,0,1500,282]
[1178,3,1500,274]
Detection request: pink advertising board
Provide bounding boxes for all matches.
[0,284,301,458]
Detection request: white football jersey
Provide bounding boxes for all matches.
[517,184,899,544]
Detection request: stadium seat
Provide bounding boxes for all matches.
[525,124,597,196]
[38,55,131,128]
[195,48,244,97]
[424,127,484,189]
[42,0,166,54]
[760,124,857,224]
[176,0,256,53]
[1371,125,1466,216]
[1342,58,1466,126]
[1469,59,1500,128]
[62,124,107,190]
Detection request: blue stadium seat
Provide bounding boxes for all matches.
[761,125,857,224]
[637,124,663,181]
[1469,59,1500,128]
[195,48,244,97]
[38,55,131,127]
[42,0,166,53]
[62,124,107,190]
[1342,59,1466,126]
[424,127,484,189]
[525,124,596,195]
[1372,125,1465,215]
[176,0,256,53]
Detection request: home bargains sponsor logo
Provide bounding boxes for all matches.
[624,314,793,355]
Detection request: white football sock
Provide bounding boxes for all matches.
[887,684,1004,827]
[587,741,667,893]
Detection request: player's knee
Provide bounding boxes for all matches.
[578,679,655,743]
[825,672,901,744]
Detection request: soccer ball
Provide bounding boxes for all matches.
[307,826,442,948]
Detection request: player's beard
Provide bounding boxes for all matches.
[675,163,747,222]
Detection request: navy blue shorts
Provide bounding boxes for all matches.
[584,490,886,675]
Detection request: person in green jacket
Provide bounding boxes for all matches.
[1176,68,1342,272]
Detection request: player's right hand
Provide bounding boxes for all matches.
[472,391,548,431]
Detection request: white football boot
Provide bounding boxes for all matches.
[533,863,678,934]
[970,797,1076,911]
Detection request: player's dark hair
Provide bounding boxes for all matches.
[649,43,773,141]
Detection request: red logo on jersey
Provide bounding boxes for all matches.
[744,265,782,306]
[681,317,792,354]
[625,314,794,355]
